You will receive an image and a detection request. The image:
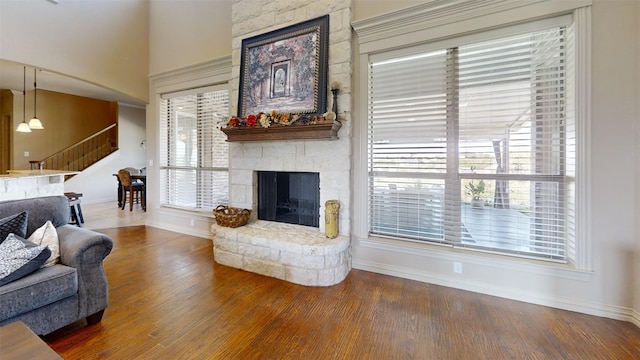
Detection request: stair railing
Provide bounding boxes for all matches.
[31,123,118,173]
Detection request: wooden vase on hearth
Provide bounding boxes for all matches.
[325,200,340,238]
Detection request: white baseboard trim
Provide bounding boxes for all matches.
[353,259,637,325]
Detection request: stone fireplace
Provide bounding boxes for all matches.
[211,138,352,286]
[226,0,352,237]
[210,0,353,286]
[227,139,350,234]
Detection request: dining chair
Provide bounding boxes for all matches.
[124,167,144,186]
[117,169,145,211]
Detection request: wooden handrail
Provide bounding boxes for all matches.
[31,123,118,174]
[45,123,117,161]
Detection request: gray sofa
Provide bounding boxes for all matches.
[0,195,113,335]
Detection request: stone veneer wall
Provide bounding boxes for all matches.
[0,173,66,201]
[229,0,352,236]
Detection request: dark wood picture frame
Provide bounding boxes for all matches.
[237,15,329,118]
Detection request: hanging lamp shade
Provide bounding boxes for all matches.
[29,68,44,130]
[16,66,32,133]
[28,118,44,129]
[29,118,44,129]
[16,122,32,132]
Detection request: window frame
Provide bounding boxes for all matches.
[149,57,233,216]
[159,85,230,212]
[367,20,572,262]
[352,1,592,270]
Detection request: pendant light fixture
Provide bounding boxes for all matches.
[16,66,31,133]
[28,68,44,130]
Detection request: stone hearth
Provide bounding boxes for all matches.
[212,220,350,286]
[217,0,353,286]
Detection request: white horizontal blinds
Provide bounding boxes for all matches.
[159,96,175,205]
[159,87,229,210]
[160,94,197,208]
[456,26,570,260]
[197,90,230,210]
[564,21,577,262]
[160,94,195,208]
[531,28,568,260]
[368,17,574,261]
[159,98,171,166]
[368,49,448,242]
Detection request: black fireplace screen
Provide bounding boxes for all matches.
[257,171,320,227]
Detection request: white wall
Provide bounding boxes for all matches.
[352,0,424,21]
[350,0,640,325]
[589,0,638,319]
[149,0,232,75]
[634,0,640,319]
[0,0,149,102]
[146,0,234,239]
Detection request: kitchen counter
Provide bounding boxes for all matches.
[1,170,78,201]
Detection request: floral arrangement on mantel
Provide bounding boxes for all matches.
[226,110,337,129]
[221,82,343,141]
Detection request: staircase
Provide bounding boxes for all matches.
[31,123,118,176]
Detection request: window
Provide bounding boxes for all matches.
[159,86,229,211]
[367,17,576,262]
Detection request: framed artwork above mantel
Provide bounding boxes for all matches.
[237,15,329,118]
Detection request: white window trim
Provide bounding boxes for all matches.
[572,7,592,270]
[149,56,232,213]
[150,57,232,96]
[353,0,592,53]
[159,86,229,211]
[352,0,592,270]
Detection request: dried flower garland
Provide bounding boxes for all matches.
[226,110,337,129]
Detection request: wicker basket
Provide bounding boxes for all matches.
[213,205,251,228]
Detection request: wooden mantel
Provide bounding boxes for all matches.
[220,122,341,142]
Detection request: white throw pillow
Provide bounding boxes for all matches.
[28,221,60,267]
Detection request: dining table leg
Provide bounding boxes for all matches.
[141,179,146,211]
[117,181,123,208]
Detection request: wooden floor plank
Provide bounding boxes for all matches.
[42,225,640,359]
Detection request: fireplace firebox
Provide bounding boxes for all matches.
[257,171,320,227]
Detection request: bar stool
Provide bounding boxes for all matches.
[64,192,84,227]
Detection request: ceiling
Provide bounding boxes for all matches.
[0,59,146,107]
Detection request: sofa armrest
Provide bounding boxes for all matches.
[55,225,114,319]
[56,225,113,267]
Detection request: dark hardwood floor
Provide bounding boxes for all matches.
[44,225,640,359]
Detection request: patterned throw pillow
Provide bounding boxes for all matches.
[0,211,28,243]
[0,234,50,286]
[28,221,60,267]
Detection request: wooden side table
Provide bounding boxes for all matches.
[0,321,62,359]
